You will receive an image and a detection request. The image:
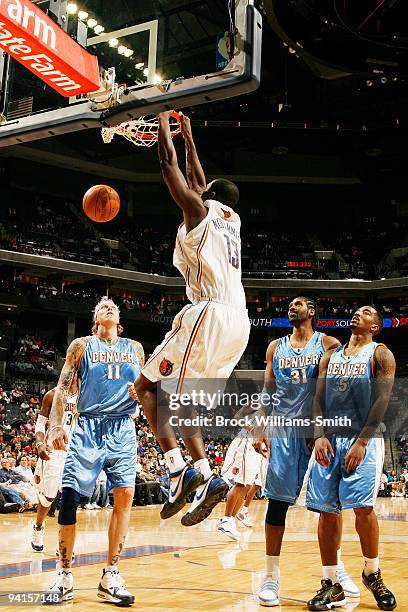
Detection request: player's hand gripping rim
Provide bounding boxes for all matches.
[47,425,68,451]
[180,113,193,141]
[314,436,334,467]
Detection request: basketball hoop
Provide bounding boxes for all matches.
[101,111,182,147]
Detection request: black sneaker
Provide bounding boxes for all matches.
[3,503,19,513]
[307,579,347,611]
[362,569,397,611]
[160,467,204,520]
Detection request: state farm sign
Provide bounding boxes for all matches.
[0,0,99,96]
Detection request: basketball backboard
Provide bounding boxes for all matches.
[0,0,262,146]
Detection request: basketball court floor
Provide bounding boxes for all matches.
[0,497,406,611]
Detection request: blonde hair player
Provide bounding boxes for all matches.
[129,111,251,526]
[31,384,78,553]
[47,298,144,605]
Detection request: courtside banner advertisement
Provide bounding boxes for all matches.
[146,313,408,329]
[250,317,408,329]
[0,0,100,96]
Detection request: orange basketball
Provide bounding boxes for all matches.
[82,185,120,223]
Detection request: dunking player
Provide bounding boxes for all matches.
[254,297,359,606]
[47,298,144,605]
[130,112,250,526]
[31,386,77,552]
[306,305,397,611]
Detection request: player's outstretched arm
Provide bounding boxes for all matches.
[48,337,85,450]
[157,111,207,232]
[180,114,207,194]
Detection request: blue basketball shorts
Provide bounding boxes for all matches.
[306,436,384,514]
[264,428,312,504]
[61,415,137,497]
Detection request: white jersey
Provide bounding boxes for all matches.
[61,393,77,439]
[173,200,246,309]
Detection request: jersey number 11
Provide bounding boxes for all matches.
[107,364,121,380]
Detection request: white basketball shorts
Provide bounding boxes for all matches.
[222,435,265,487]
[142,300,250,396]
[34,450,67,501]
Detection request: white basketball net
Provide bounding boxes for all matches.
[101,113,181,148]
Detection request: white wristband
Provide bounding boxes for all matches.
[35,414,47,434]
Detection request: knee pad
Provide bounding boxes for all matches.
[37,492,53,508]
[265,498,290,527]
[58,488,81,525]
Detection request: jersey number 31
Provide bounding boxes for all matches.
[291,368,307,384]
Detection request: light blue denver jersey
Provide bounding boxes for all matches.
[325,342,379,427]
[77,336,141,417]
[273,332,325,418]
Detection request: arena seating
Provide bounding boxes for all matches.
[1,193,407,279]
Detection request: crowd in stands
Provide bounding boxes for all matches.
[397,434,408,470]
[246,298,408,319]
[0,385,40,513]
[1,194,407,280]
[242,230,320,279]
[377,435,408,498]
[381,469,408,498]
[0,200,123,268]
[9,335,59,377]
[331,219,408,280]
[0,277,187,317]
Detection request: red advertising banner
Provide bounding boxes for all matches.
[0,0,100,96]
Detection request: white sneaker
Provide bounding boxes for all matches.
[84,503,94,510]
[91,502,101,509]
[217,517,240,541]
[97,568,135,606]
[259,575,280,606]
[31,524,44,552]
[45,570,73,603]
[236,509,253,528]
[336,562,360,598]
